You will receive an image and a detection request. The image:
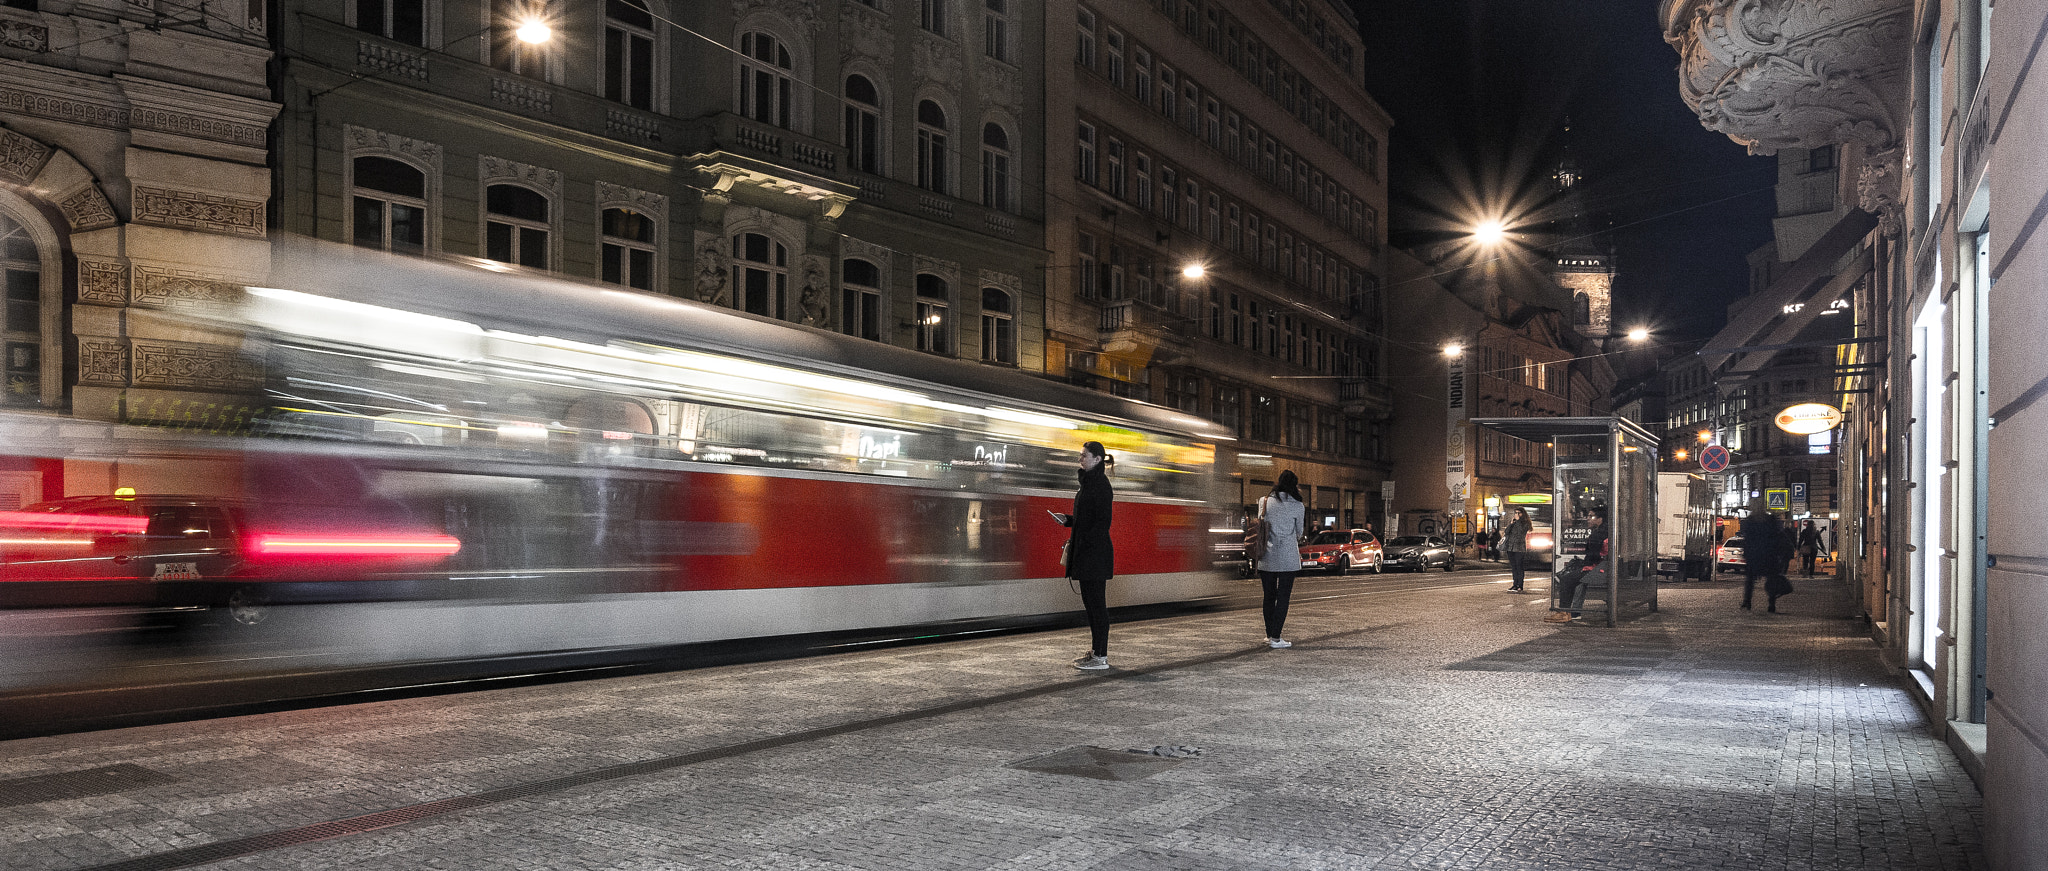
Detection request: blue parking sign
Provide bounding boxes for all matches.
[1791,482,1808,507]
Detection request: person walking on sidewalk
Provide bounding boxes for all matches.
[1253,470,1307,649]
[1054,441,1115,670]
[1797,520,1823,577]
[1737,498,1783,611]
[1501,507,1532,592]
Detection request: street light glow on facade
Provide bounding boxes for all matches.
[1442,344,1464,357]
[1182,263,1205,279]
[1471,220,1506,245]
[516,19,552,43]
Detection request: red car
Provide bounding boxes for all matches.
[1299,529,1383,574]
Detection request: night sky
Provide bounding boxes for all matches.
[1353,0,1779,347]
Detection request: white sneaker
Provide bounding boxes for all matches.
[1074,654,1109,670]
[1268,638,1292,649]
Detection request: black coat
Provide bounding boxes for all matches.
[1064,465,1115,581]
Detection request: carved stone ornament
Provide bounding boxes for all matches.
[1857,147,1903,237]
[692,231,732,306]
[0,127,53,185]
[796,256,829,326]
[78,339,129,387]
[841,2,894,67]
[979,60,1021,115]
[913,32,964,93]
[978,269,1021,294]
[58,185,119,233]
[596,181,666,216]
[134,265,244,309]
[78,259,128,305]
[913,254,959,284]
[733,0,820,39]
[133,186,264,238]
[1662,0,1911,155]
[131,340,264,391]
[345,125,443,170]
[480,155,562,194]
[1,18,49,52]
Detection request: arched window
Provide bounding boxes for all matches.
[1,206,47,406]
[980,123,1012,212]
[732,232,788,319]
[979,287,1014,364]
[841,258,882,341]
[485,184,549,268]
[739,31,795,129]
[606,0,656,109]
[915,273,950,354]
[844,75,882,174]
[916,100,949,194]
[600,207,655,290]
[353,156,427,254]
[356,0,425,46]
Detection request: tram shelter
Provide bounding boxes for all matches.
[1471,416,1660,626]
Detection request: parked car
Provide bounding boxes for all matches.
[1715,536,1747,573]
[1299,529,1383,574]
[1383,535,1455,572]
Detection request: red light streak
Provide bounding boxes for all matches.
[0,511,147,534]
[250,534,461,557]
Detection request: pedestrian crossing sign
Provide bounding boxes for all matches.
[1766,488,1790,511]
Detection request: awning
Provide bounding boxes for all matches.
[1470,416,1659,444]
[1697,207,1879,372]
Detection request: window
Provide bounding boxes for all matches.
[1211,384,1242,435]
[1105,29,1124,87]
[1227,203,1241,251]
[599,207,655,290]
[1286,401,1310,448]
[1157,66,1176,121]
[605,0,655,109]
[355,0,424,45]
[484,184,548,269]
[1076,7,1096,68]
[732,232,788,319]
[2,210,40,405]
[1204,98,1220,147]
[1134,153,1152,210]
[1132,46,1151,102]
[1182,179,1197,230]
[1250,393,1277,442]
[921,0,949,37]
[918,101,950,193]
[980,287,1015,364]
[1165,373,1199,413]
[352,156,427,254]
[981,123,1013,211]
[844,75,883,174]
[1105,138,1126,199]
[1077,232,1099,300]
[739,32,795,129]
[1317,406,1338,453]
[841,259,883,341]
[1225,112,1240,161]
[1159,166,1177,222]
[1075,121,1097,185]
[916,274,951,354]
[983,0,1010,61]
[490,0,548,77]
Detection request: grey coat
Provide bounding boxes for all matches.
[1254,494,1305,573]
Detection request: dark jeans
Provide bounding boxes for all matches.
[1078,577,1109,656]
[1801,550,1818,575]
[1260,571,1297,638]
[1506,551,1527,589]
[1742,571,1761,607]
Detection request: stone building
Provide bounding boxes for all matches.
[1047,0,1395,524]
[1665,1,2045,865]
[0,0,277,459]
[271,0,1046,377]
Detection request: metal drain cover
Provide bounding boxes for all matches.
[1008,746,1189,781]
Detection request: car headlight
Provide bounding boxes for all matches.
[1528,533,1553,550]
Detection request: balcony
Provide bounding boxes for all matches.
[1340,377,1394,417]
[1099,299,1192,356]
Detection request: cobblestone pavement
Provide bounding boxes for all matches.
[0,572,1984,871]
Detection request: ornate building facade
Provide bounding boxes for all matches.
[0,0,277,469]
[271,0,1047,385]
[1666,1,2045,865]
[1047,0,1395,522]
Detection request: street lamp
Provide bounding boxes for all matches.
[1442,343,1464,358]
[1471,219,1507,246]
[1181,262,1206,280]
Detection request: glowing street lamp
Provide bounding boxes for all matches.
[1442,343,1464,358]
[1181,263,1206,280]
[1471,220,1506,246]
[515,18,552,43]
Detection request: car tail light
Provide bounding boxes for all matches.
[1528,533,1553,550]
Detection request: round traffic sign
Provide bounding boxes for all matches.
[1699,444,1730,473]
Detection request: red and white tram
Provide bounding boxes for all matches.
[0,243,1233,661]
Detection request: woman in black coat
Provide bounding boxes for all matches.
[1057,440,1115,670]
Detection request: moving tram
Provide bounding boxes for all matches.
[0,244,1233,665]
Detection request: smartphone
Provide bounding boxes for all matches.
[1047,509,1068,522]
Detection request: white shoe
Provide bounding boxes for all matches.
[1268,638,1292,649]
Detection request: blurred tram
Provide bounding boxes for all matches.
[0,242,1233,662]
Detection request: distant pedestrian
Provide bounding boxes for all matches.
[1797,520,1823,577]
[1737,499,1785,612]
[1053,441,1115,670]
[1501,508,1532,592]
[1254,470,1307,649]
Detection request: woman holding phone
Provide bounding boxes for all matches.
[1051,440,1115,670]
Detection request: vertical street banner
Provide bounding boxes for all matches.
[1446,355,1467,512]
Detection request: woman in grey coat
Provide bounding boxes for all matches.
[1254,470,1307,648]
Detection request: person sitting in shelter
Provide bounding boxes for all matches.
[1546,511,1607,623]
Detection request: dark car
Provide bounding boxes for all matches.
[1383,535,1455,572]
[1299,529,1383,574]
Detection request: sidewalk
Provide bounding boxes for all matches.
[0,573,1984,871]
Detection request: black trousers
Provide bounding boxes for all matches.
[1260,571,1297,638]
[1506,551,1527,589]
[1078,577,1109,656]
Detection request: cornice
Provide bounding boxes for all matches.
[1662,0,1911,155]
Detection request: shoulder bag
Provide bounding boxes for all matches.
[1244,497,1270,562]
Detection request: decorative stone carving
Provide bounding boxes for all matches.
[0,87,126,130]
[131,107,267,149]
[796,257,829,326]
[693,232,731,306]
[134,265,244,309]
[980,60,1021,115]
[840,236,891,271]
[132,186,265,237]
[78,259,128,305]
[78,339,129,387]
[733,0,820,38]
[1857,147,1903,237]
[1,18,48,52]
[0,128,53,185]
[480,155,562,194]
[1661,0,1911,155]
[913,254,959,284]
[58,185,118,232]
[597,181,666,216]
[978,269,1021,294]
[131,340,263,391]
[841,2,894,67]
[345,125,443,169]
[913,33,964,93]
